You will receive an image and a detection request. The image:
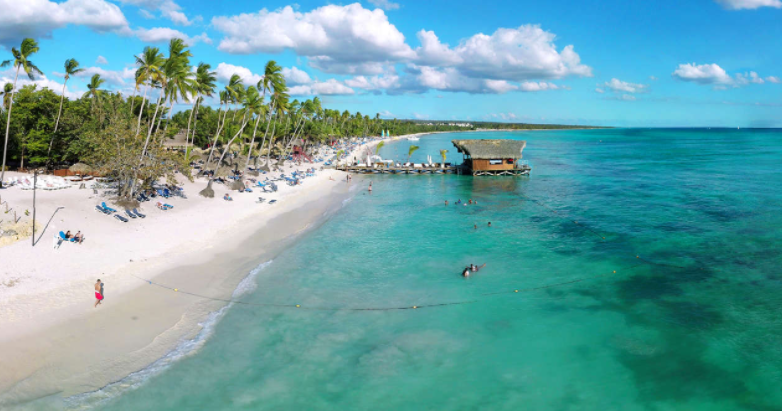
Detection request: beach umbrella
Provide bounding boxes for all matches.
[69,163,91,174]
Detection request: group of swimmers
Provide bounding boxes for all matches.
[445,199,477,206]
[462,264,485,277]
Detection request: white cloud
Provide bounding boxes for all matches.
[139,9,155,19]
[415,30,463,66]
[73,66,134,85]
[595,88,604,93]
[212,4,415,75]
[603,78,648,93]
[133,27,211,45]
[714,0,782,9]
[672,63,776,89]
[424,24,592,81]
[281,66,312,85]
[289,79,355,96]
[116,0,195,25]
[96,55,108,65]
[1,69,82,99]
[672,63,733,85]
[649,75,658,81]
[215,62,262,85]
[413,112,429,120]
[0,0,129,46]
[344,73,400,90]
[368,0,400,10]
[487,112,518,121]
[378,110,394,117]
[519,81,559,92]
[620,94,636,101]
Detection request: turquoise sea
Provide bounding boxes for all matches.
[84,129,782,410]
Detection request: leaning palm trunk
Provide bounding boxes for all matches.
[183,95,198,160]
[0,65,20,186]
[139,91,163,164]
[200,119,250,196]
[282,116,305,165]
[188,101,201,156]
[243,113,262,172]
[254,100,276,168]
[206,107,229,166]
[46,77,69,164]
[129,86,137,114]
[262,120,279,171]
[163,96,176,135]
[135,84,149,135]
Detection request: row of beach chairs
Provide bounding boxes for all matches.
[96,202,146,222]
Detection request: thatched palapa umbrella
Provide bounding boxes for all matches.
[69,163,92,174]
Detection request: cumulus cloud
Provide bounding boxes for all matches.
[216,62,262,85]
[714,0,782,9]
[281,66,312,85]
[368,0,400,10]
[672,63,733,85]
[486,112,518,121]
[767,76,781,83]
[96,55,109,65]
[672,63,776,89]
[116,0,197,26]
[134,27,211,45]
[519,81,560,92]
[418,24,592,81]
[0,0,129,46]
[212,4,415,74]
[595,88,604,93]
[289,79,354,96]
[603,78,648,93]
[378,110,394,117]
[344,73,400,90]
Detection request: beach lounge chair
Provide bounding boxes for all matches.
[269,199,277,204]
[114,214,129,222]
[164,203,174,209]
[95,204,111,214]
[131,208,146,218]
[125,209,137,219]
[101,202,117,213]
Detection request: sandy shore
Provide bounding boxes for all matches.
[0,135,409,408]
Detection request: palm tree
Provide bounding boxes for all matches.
[259,85,289,170]
[1,83,12,111]
[1,38,42,186]
[242,86,266,171]
[407,145,419,164]
[82,74,106,112]
[134,46,165,135]
[375,140,385,155]
[185,62,216,158]
[440,149,448,169]
[46,59,84,163]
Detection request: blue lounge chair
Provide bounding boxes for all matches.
[59,231,76,242]
[132,208,146,218]
[269,199,277,204]
[125,209,137,219]
[114,214,129,222]
[163,203,174,209]
[95,205,110,214]
[101,202,117,213]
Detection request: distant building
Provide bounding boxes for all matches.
[451,139,531,176]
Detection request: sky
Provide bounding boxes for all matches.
[1,0,781,127]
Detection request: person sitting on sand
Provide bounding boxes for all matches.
[224,193,233,201]
[65,230,73,240]
[74,231,84,244]
[94,279,103,308]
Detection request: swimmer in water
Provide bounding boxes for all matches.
[368,181,372,192]
[462,267,471,277]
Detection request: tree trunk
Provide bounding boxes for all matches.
[163,96,176,135]
[46,77,68,165]
[135,84,148,135]
[129,85,137,114]
[262,120,278,171]
[184,94,198,161]
[139,90,163,163]
[206,106,229,166]
[243,112,262,171]
[254,100,275,168]
[0,65,20,186]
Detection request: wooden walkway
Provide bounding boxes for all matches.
[334,164,531,176]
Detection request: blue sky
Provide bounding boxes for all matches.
[1,0,781,127]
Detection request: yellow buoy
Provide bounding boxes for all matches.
[296,304,300,308]
[613,271,616,274]
[514,290,519,293]
[413,306,418,309]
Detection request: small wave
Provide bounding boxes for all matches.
[65,260,273,409]
[342,197,353,207]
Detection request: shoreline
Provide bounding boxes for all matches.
[0,136,399,408]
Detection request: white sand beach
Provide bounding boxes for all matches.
[0,135,418,407]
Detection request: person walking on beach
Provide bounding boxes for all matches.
[94,279,104,308]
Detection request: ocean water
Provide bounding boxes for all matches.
[92,129,782,410]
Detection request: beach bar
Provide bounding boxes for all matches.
[452,139,531,176]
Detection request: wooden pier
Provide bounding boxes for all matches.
[334,164,531,176]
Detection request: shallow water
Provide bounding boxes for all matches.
[96,129,782,410]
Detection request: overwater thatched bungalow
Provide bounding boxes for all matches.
[452,139,530,176]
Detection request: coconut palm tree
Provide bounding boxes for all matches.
[134,46,165,135]
[1,38,42,186]
[1,83,12,111]
[258,84,289,170]
[185,62,216,158]
[49,60,83,134]
[440,149,448,169]
[242,86,267,171]
[407,145,419,164]
[375,140,385,155]
[82,74,106,112]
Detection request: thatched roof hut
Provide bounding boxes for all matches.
[451,139,526,160]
